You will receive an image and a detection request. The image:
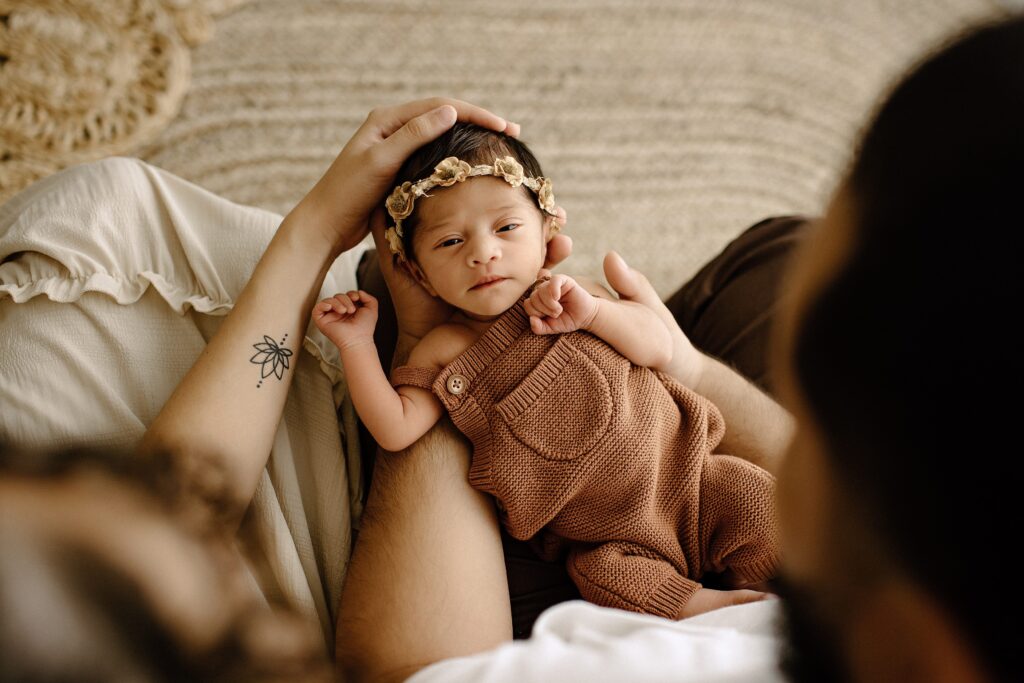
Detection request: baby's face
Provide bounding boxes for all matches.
[409,176,550,321]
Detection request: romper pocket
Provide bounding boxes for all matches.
[494,336,613,461]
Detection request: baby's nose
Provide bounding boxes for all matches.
[469,240,500,264]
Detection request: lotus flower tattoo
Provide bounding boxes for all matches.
[250,334,292,386]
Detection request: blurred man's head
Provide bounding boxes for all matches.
[773,15,1024,683]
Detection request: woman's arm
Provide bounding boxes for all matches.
[138,99,521,520]
[137,208,337,513]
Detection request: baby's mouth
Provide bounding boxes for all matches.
[471,277,506,290]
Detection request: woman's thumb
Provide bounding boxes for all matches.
[385,105,457,160]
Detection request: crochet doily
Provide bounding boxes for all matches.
[0,0,248,204]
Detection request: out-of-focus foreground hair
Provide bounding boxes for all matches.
[0,442,336,682]
[792,15,1024,681]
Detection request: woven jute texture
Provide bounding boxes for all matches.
[6,0,1008,295]
[0,0,247,205]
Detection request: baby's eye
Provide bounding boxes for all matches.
[497,223,519,232]
[438,238,462,248]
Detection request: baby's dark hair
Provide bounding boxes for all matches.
[389,122,547,262]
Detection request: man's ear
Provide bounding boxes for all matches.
[402,259,438,297]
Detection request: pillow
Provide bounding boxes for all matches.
[0,156,371,648]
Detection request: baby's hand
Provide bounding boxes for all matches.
[677,587,776,619]
[524,274,599,335]
[312,290,378,349]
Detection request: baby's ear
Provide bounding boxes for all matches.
[545,209,567,240]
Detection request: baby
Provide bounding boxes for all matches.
[313,123,778,619]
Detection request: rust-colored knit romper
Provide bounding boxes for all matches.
[390,288,778,618]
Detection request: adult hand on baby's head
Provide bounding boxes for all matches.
[294,97,521,255]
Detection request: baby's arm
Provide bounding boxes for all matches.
[313,291,444,452]
[526,274,673,368]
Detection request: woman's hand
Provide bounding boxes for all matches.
[294,98,521,255]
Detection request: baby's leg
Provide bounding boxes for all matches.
[566,542,773,620]
[566,541,701,619]
[699,454,780,587]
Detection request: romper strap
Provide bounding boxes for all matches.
[390,365,440,390]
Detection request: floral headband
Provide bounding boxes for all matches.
[384,155,560,263]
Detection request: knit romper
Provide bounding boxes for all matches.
[390,288,779,618]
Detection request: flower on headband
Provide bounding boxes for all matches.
[386,182,415,221]
[493,157,525,187]
[535,177,555,213]
[385,226,405,260]
[430,157,472,187]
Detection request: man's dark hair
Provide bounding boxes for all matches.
[792,15,1024,679]
[389,122,547,262]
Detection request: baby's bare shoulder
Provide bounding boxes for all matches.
[411,323,476,368]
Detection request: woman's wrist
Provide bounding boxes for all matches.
[285,190,363,262]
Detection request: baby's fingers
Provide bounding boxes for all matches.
[314,297,346,317]
[352,290,378,310]
[529,314,556,336]
[525,292,552,319]
[532,282,562,317]
[330,294,357,315]
[523,297,541,319]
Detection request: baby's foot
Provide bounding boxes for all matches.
[678,587,775,619]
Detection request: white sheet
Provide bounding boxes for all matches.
[410,599,785,683]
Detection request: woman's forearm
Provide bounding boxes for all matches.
[137,99,522,516]
[138,203,340,513]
